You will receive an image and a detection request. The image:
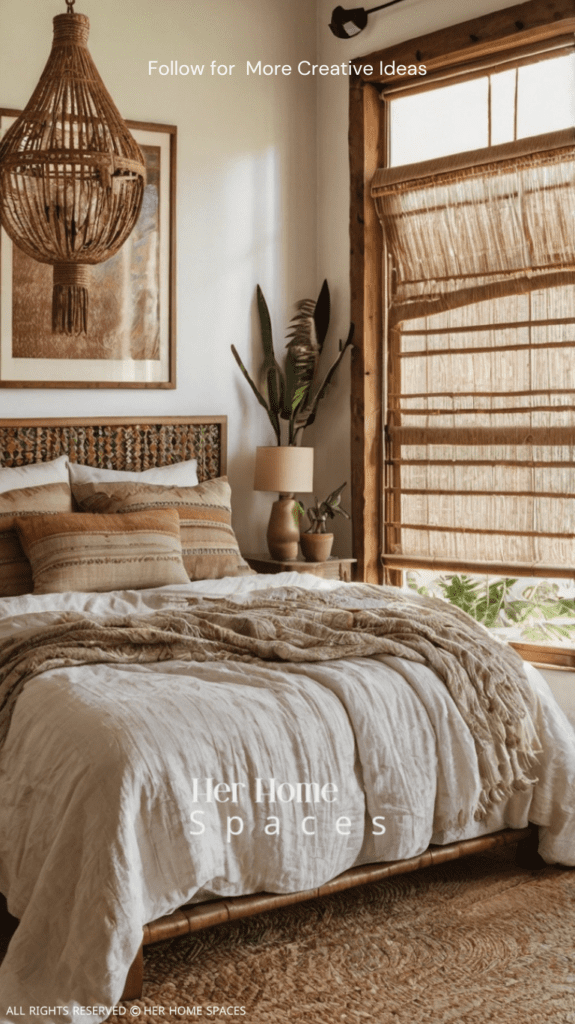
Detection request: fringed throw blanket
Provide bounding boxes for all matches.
[0,584,541,820]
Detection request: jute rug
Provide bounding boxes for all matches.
[114,849,575,1024]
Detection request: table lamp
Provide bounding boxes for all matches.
[254,446,314,560]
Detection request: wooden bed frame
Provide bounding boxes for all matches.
[121,825,539,999]
[0,415,541,1002]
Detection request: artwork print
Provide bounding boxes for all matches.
[0,117,175,387]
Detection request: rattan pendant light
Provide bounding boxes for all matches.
[0,0,146,335]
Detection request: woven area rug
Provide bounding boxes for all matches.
[113,849,575,1024]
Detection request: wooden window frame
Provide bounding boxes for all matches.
[349,0,575,587]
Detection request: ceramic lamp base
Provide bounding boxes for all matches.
[267,497,300,560]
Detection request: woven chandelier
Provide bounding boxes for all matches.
[0,0,146,335]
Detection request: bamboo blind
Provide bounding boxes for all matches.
[372,128,575,326]
[373,130,575,573]
[385,287,575,568]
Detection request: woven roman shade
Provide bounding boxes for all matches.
[372,128,575,326]
[373,128,575,574]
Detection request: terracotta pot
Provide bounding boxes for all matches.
[300,532,334,563]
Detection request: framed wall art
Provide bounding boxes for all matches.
[0,114,176,388]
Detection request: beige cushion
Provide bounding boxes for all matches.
[0,455,69,495]
[0,482,73,597]
[68,458,198,488]
[15,509,190,595]
[72,476,254,581]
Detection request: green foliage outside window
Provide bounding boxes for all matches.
[406,572,575,645]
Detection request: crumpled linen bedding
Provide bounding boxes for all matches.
[0,572,573,1023]
[0,582,543,820]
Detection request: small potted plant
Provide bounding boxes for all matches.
[299,482,350,562]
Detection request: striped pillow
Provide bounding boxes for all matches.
[0,482,73,597]
[15,509,190,594]
[71,476,254,580]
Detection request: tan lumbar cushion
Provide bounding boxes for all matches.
[15,508,190,594]
[71,476,254,580]
[0,482,73,597]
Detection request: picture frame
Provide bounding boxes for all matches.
[0,113,176,388]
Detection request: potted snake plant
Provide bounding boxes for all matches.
[231,281,354,446]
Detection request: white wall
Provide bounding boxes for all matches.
[539,668,575,728]
[0,0,317,553]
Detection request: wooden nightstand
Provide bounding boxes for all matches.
[244,554,356,582]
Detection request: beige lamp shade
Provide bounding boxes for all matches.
[254,446,314,560]
[254,446,314,495]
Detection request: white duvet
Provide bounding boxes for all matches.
[0,572,574,1023]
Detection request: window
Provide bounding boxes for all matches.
[348,9,575,665]
[389,53,575,165]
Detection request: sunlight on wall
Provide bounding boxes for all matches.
[212,149,280,269]
[209,145,281,402]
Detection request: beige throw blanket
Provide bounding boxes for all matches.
[0,584,542,820]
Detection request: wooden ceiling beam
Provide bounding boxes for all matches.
[351,0,575,83]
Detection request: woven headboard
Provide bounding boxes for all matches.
[0,417,227,482]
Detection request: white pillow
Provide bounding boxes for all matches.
[0,454,70,494]
[68,458,199,487]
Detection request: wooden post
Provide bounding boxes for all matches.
[120,943,144,1001]
[349,75,385,584]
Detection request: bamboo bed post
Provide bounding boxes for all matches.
[120,944,144,1001]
